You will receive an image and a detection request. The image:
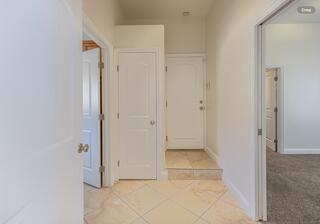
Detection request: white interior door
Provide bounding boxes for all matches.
[119,51,157,180]
[83,48,101,188]
[166,56,205,149]
[265,69,278,151]
[0,0,83,223]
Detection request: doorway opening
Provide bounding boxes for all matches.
[257,0,320,222]
[82,33,104,188]
[164,54,222,180]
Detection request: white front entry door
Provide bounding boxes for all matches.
[166,56,205,149]
[0,0,83,223]
[118,51,157,180]
[83,48,101,188]
[265,69,278,151]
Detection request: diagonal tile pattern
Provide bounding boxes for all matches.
[84,180,258,224]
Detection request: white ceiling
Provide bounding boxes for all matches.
[270,0,320,24]
[119,0,215,20]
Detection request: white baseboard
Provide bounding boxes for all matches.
[222,176,252,219]
[284,148,320,154]
[205,147,219,165]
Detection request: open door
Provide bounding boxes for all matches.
[83,48,102,188]
[265,68,278,152]
[1,1,83,223]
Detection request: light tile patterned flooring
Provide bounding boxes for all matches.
[165,150,219,170]
[84,180,257,224]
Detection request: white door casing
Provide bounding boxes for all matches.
[118,51,157,179]
[83,48,101,188]
[166,56,205,149]
[0,0,83,223]
[265,69,278,151]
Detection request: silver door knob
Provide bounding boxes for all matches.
[78,143,90,153]
[150,120,156,125]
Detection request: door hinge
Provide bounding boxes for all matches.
[165,66,168,72]
[99,62,105,69]
[117,113,120,119]
[166,100,168,108]
[99,114,105,120]
[274,139,278,144]
[99,166,105,173]
[258,129,263,136]
[117,160,120,167]
[117,65,119,72]
[274,76,278,82]
[274,107,278,113]
[166,136,168,141]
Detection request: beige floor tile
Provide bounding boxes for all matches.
[194,218,209,224]
[202,200,255,224]
[172,181,221,216]
[165,151,192,169]
[192,180,227,195]
[131,218,149,224]
[84,187,113,215]
[193,170,222,180]
[170,180,195,189]
[112,180,146,196]
[186,151,209,162]
[168,169,194,180]
[85,194,138,224]
[220,191,241,208]
[143,200,198,224]
[146,180,181,197]
[190,159,220,169]
[122,185,167,215]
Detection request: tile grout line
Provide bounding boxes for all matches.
[196,189,229,222]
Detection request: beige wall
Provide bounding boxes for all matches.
[83,0,125,44]
[206,0,287,218]
[124,18,206,54]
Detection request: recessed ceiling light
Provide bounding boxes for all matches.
[183,11,191,16]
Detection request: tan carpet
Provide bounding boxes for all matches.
[266,149,320,224]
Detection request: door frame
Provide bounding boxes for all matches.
[254,0,297,220]
[115,48,166,181]
[83,14,113,187]
[165,54,207,150]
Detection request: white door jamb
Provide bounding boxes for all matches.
[83,14,113,187]
[254,0,297,221]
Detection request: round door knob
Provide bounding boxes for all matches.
[78,143,90,153]
[78,143,84,153]
[150,120,156,125]
[83,144,89,152]
[200,106,205,111]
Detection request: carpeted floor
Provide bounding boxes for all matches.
[266,148,320,224]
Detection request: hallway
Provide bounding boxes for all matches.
[84,180,256,224]
[267,149,320,224]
